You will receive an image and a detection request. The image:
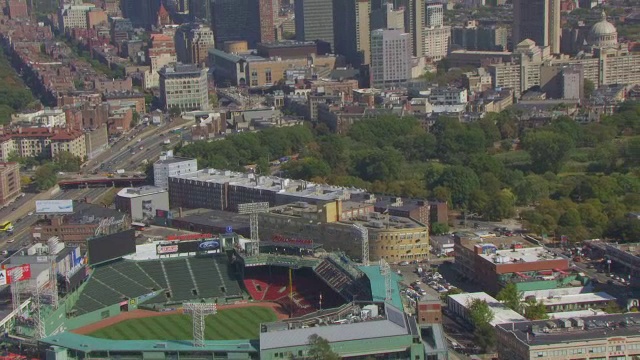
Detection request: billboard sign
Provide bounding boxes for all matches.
[199,240,220,251]
[36,200,74,214]
[271,234,314,247]
[87,229,136,266]
[166,233,212,241]
[0,264,32,284]
[157,244,179,255]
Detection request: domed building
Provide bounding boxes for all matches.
[588,10,618,49]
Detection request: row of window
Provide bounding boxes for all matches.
[537,345,640,357]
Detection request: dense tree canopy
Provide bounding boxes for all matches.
[179,101,640,244]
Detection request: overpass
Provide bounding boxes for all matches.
[58,176,148,189]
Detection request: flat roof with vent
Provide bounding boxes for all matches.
[496,313,640,346]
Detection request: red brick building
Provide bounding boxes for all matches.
[258,0,275,44]
[7,0,28,19]
[454,235,570,295]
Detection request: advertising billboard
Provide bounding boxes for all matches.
[35,200,74,214]
[0,264,33,285]
[88,229,136,266]
[166,233,212,241]
[156,239,220,255]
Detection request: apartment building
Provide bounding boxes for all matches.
[0,162,21,207]
[370,29,412,88]
[159,63,209,111]
[0,128,86,160]
[496,314,640,360]
[422,3,450,61]
[58,2,96,30]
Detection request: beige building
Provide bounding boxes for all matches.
[0,162,20,207]
[496,313,640,360]
[159,63,210,111]
[208,49,337,88]
[0,128,86,160]
[58,2,95,30]
[423,26,451,61]
[258,199,430,262]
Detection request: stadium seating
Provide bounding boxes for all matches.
[70,255,245,315]
[163,259,197,301]
[135,261,167,289]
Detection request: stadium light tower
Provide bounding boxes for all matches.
[10,266,24,311]
[183,303,217,347]
[237,202,270,251]
[352,224,369,266]
[47,237,59,309]
[379,259,392,304]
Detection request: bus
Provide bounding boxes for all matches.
[0,221,13,233]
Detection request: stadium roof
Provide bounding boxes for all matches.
[358,265,403,310]
[40,333,259,353]
[260,304,411,351]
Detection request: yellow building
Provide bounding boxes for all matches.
[258,199,430,262]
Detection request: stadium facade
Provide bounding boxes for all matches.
[4,231,447,359]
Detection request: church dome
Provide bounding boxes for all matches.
[589,10,618,48]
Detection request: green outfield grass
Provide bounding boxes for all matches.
[89,306,277,341]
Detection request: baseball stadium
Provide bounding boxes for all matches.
[0,230,448,360]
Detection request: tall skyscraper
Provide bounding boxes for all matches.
[175,23,216,65]
[513,0,560,53]
[121,0,160,28]
[397,0,424,57]
[188,0,212,22]
[294,0,335,51]
[333,0,371,65]
[370,28,412,88]
[423,3,450,61]
[211,0,274,48]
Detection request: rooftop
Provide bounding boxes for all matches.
[174,208,250,231]
[41,332,258,353]
[496,313,640,346]
[260,303,411,350]
[448,292,527,326]
[117,186,166,198]
[478,246,564,265]
[536,292,616,307]
[154,155,195,165]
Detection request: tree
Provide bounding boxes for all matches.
[514,175,549,206]
[306,334,340,360]
[603,301,623,314]
[474,322,496,353]
[436,165,480,208]
[281,157,331,180]
[584,79,595,98]
[33,163,57,191]
[522,131,574,173]
[496,283,523,313]
[469,298,494,326]
[209,92,219,108]
[431,222,450,235]
[131,111,140,127]
[169,106,181,117]
[524,299,548,320]
[484,189,516,221]
[54,151,82,172]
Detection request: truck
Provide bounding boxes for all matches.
[163,139,171,145]
[116,169,125,174]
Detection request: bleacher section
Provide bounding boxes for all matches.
[70,255,243,316]
[313,256,372,301]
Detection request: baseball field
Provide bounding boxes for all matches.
[88,306,278,341]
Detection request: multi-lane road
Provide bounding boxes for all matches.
[0,188,110,255]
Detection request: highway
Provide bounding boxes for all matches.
[83,119,191,175]
[0,187,112,255]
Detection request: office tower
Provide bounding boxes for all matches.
[159,64,210,111]
[176,0,189,13]
[371,2,404,31]
[257,0,276,44]
[211,0,273,48]
[513,0,560,53]
[334,0,371,65]
[397,0,424,57]
[189,0,211,22]
[121,0,160,28]
[294,0,335,50]
[371,28,412,88]
[175,23,216,65]
[425,2,443,27]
